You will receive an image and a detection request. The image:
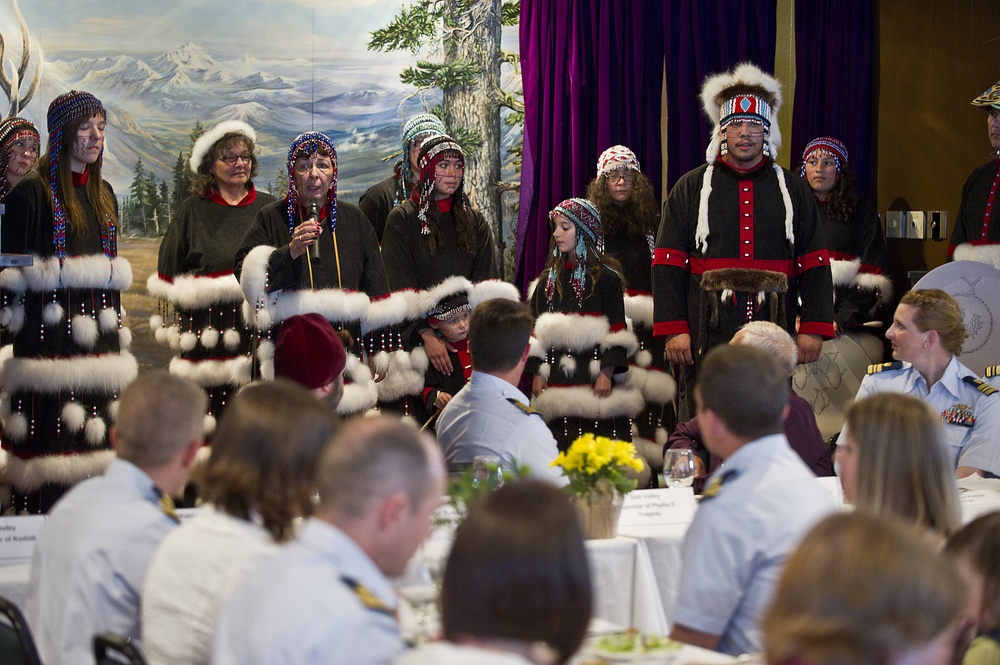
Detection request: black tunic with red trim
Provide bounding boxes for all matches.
[421,339,472,418]
[949,157,1000,261]
[652,158,834,356]
[151,188,276,420]
[819,200,890,331]
[527,265,638,450]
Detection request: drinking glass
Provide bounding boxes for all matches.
[472,455,504,489]
[663,449,696,488]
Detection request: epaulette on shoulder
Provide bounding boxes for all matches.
[963,375,999,396]
[506,398,541,417]
[867,361,903,375]
[986,365,1000,379]
[341,576,395,617]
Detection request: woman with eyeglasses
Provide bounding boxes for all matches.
[586,146,674,468]
[381,134,500,390]
[150,121,277,432]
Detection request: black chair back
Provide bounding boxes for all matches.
[94,632,148,665]
[0,594,42,665]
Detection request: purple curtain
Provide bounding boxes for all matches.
[791,0,879,202]
[661,0,778,189]
[515,0,664,294]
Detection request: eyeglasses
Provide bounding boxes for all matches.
[218,153,253,165]
[606,172,635,184]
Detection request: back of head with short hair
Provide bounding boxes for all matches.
[442,480,592,664]
[900,289,967,356]
[200,380,339,542]
[845,392,960,536]
[696,345,787,439]
[114,372,207,468]
[946,512,1000,633]
[763,512,966,665]
[315,416,436,518]
[734,321,797,376]
[468,298,534,373]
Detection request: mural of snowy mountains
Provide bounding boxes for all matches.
[33,41,425,202]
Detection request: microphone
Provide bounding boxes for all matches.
[307,200,321,261]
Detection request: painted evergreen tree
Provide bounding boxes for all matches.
[368,0,523,259]
[171,152,190,211]
[127,158,147,236]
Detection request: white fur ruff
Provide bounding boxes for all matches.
[602,329,640,358]
[0,267,26,293]
[169,355,252,388]
[623,293,654,328]
[166,272,245,308]
[830,258,861,287]
[558,355,577,376]
[190,120,256,173]
[855,272,893,305]
[72,314,100,348]
[363,290,416,333]
[531,384,646,421]
[200,326,220,349]
[629,366,677,404]
[222,328,241,351]
[418,276,474,318]
[700,62,783,163]
[533,312,610,352]
[84,416,107,447]
[61,401,87,431]
[953,245,1000,270]
[469,279,521,308]
[19,255,132,292]
[146,273,172,300]
[179,331,198,352]
[2,449,116,493]
[98,307,118,333]
[338,355,378,417]
[375,350,426,402]
[43,302,65,326]
[0,352,138,394]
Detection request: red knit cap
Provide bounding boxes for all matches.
[273,314,346,390]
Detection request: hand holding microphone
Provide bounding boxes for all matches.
[306,200,321,261]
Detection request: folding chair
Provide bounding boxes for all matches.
[93,631,148,665]
[0,594,42,665]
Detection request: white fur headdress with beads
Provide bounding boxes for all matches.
[694,62,792,253]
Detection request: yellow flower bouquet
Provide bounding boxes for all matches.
[550,433,645,497]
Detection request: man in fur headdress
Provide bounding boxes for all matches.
[652,62,834,416]
[949,78,1000,266]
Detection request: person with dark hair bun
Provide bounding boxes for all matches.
[800,136,890,340]
[396,480,592,665]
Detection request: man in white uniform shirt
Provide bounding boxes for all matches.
[27,372,206,665]
[435,298,566,484]
[670,345,834,656]
[212,415,445,665]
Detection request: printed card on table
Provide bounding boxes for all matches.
[617,488,696,527]
[0,515,47,563]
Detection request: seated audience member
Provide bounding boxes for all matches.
[27,372,206,665]
[665,321,832,491]
[945,512,1000,665]
[849,289,1000,477]
[395,480,591,665]
[435,298,566,484]
[142,380,339,665]
[670,345,835,656]
[838,392,961,539]
[272,312,348,411]
[763,512,968,665]
[212,415,445,665]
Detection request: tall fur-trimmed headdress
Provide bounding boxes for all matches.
[189,120,256,173]
[695,63,793,252]
[285,131,338,234]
